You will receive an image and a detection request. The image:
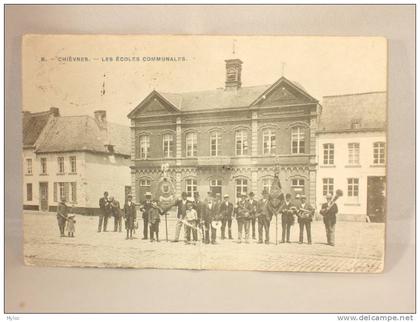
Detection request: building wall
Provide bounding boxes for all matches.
[316,131,386,221]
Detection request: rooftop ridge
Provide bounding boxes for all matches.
[323,91,386,98]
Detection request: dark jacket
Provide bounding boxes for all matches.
[193,200,203,222]
[219,201,234,220]
[110,200,122,217]
[320,202,338,225]
[236,200,252,221]
[140,199,153,219]
[124,201,137,229]
[248,199,258,219]
[202,200,219,224]
[57,202,69,220]
[281,201,297,225]
[99,197,111,216]
[257,199,271,221]
[297,202,315,223]
[173,199,188,219]
[148,206,162,224]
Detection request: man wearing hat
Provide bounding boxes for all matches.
[56,196,69,237]
[98,191,111,232]
[184,198,198,244]
[236,193,252,243]
[140,192,153,239]
[202,191,219,244]
[123,194,137,240]
[193,192,204,242]
[171,191,189,242]
[248,192,258,239]
[256,190,272,244]
[219,194,234,240]
[320,193,339,246]
[280,193,297,243]
[296,194,315,244]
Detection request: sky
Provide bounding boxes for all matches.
[22,35,387,126]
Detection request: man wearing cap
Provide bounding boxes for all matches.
[98,191,111,232]
[248,192,258,239]
[219,194,234,240]
[171,191,188,242]
[202,191,219,244]
[140,192,153,239]
[256,190,272,244]
[320,193,339,246]
[236,193,252,243]
[280,193,297,243]
[123,194,137,239]
[296,195,315,244]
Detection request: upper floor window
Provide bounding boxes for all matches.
[210,131,222,156]
[291,127,305,154]
[186,132,197,157]
[163,134,174,158]
[235,130,248,156]
[348,143,360,165]
[139,135,150,159]
[70,156,77,173]
[26,158,32,175]
[185,178,197,197]
[57,157,65,173]
[373,142,386,165]
[262,129,276,155]
[323,143,334,165]
[40,158,47,174]
[322,178,334,196]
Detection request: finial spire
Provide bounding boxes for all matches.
[232,39,237,55]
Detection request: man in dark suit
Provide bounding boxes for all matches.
[140,192,153,239]
[256,190,272,244]
[202,191,219,244]
[320,193,339,246]
[56,196,69,237]
[248,192,258,239]
[219,194,234,240]
[171,191,188,242]
[280,193,297,243]
[98,191,111,232]
[193,192,203,242]
[236,193,252,243]
[296,195,315,244]
[123,194,137,240]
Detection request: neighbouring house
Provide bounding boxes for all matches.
[22,108,131,215]
[128,58,320,206]
[316,92,387,222]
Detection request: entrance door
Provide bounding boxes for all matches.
[367,176,386,222]
[39,182,49,211]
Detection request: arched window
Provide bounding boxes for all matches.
[186,132,197,157]
[235,130,248,156]
[210,131,222,156]
[291,127,305,154]
[162,134,174,158]
[262,129,276,155]
[139,135,150,159]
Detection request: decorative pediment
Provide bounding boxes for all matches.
[127,91,180,119]
[251,77,318,107]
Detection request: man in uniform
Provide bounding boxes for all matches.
[248,192,258,239]
[171,191,188,242]
[140,192,153,239]
[124,194,137,240]
[202,191,219,244]
[236,193,252,243]
[256,190,271,244]
[280,193,297,243]
[57,196,69,237]
[320,193,339,246]
[219,194,234,240]
[98,191,111,232]
[296,195,315,244]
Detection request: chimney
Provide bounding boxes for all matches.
[94,110,107,129]
[49,107,60,117]
[225,58,243,91]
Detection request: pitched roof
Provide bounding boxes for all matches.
[319,92,387,132]
[22,110,55,146]
[35,116,130,156]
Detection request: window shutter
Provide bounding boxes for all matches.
[53,183,57,202]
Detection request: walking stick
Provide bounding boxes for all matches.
[275,212,278,245]
[165,212,168,242]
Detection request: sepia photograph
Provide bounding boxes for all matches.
[22,34,387,273]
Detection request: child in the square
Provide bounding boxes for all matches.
[66,214,76,237]
[184,199,198,244]
[148,200,162,242]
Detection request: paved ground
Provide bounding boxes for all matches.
[23,211,385,272]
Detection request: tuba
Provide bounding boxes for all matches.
[320,189,343,216]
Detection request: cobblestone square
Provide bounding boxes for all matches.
[24,212,385,273]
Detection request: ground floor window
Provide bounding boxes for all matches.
[291,178,305,196]
[209,179,222,197]
[322,178,334,196]
[347,178,359,198]
[53,182,77,203]
[26,183,32,201]
[235,178,248,201]
[186,178,197,197]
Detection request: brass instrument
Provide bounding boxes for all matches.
[320,189,343,216]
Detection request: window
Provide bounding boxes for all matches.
[351,119,361,130]
[347,178,359,197]
[139,179,151,187]
[70,182,77,203]
[291,127,305,154]
[40,158,47,174]
[26,159,32,174]
[323,144,334,165]
[292,178,305,191]
[262,178,273,193]
[322,178,334,196]
[58,182,66,201]
[262,129,276,155]
[57,157,65,173]
[186,178,197,197]
[209,179,222,196]
[235,178,248,200]
[26,183,32,201]
[186,132,197,157]
[139,135,150,159]
[348,143,360,165]
[163,134,174,158]
[210,131,222,156]
[373,142,386,165]
[70,156,77,173]
[235,130,248,156]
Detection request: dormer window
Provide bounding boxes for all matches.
[351,119,361,130]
